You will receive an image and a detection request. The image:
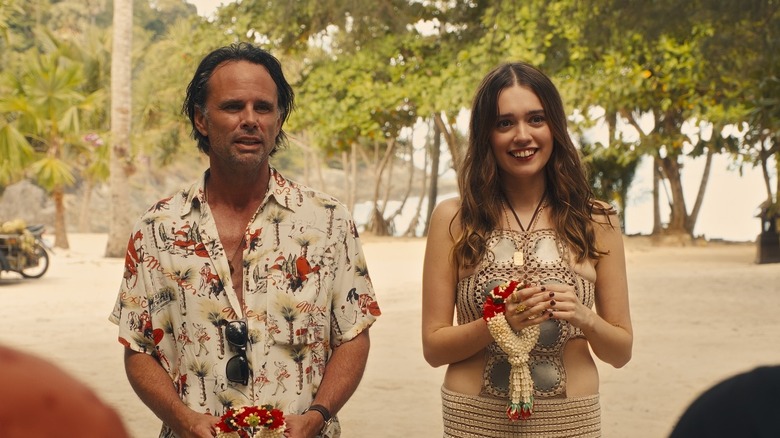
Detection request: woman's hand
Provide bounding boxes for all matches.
[505,284,572,331]
[530,283,596,330]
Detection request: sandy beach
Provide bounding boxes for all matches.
[1,234,778,437]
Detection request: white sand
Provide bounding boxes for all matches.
[1,234,778,437]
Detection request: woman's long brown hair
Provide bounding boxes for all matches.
[453,62,614,269]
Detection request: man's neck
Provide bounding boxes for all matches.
[205,164,270,211]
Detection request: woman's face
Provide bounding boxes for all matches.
[489,84,553,183]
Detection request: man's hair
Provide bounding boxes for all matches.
[182,42,295,154]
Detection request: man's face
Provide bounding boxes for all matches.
[194,60,282,171]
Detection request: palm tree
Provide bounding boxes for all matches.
[277,295,300,345]
[0,123,35,186]
[0,44,103,249]
[160,313,174,339]
[204,303,228,360]
[216,392,237,417]
[57,27,112,232]
[355,256,370,282]
[188,359,211,407]
[0,1,17,41]
[173,267,193,315]
[105,0,135,257]
[323,201,337,238]
[285,343,309,394]
[295,235,314,259]
[268,207,286,249]
[132,332,156,354]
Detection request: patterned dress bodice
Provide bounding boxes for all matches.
[455,229,595,399]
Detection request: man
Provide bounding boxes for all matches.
[109,42,380,438]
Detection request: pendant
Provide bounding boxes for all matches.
[513,251,524,266]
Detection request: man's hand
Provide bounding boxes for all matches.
[282,411,324,438]
[171,410,220,438]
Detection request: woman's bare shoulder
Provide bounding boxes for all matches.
[590,199,619,228]
[437,196,461,212]
[430,197,463,237]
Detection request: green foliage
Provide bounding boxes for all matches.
[1,0,777,236]
[29,155,76,191]
[217,0,427,54]
[0,124,35,185]
[132,18,225,164]
[290,32,419,153]
[581,140,641,219]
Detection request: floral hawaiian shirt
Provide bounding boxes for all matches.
[109,167,380,438]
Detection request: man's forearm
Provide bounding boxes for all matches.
[124,348,204,435]
[311,329,371,415]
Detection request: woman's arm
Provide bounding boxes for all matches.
[421,199,494,368]
[580,213,633,368]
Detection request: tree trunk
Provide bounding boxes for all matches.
[404,131,430,237]
[302,142,312,187]
[340,150,353,212]
[685,147,714,234]
[758,135,774,204]
[344,144,358,213]
[52,187,69,249]
[659,155,688,234]
[652,157,662,234]
[422,121,442,236]
[606,111,626,231]
[389,141,415,221]
[105,0,134,257]
[775,147,780,205]
[380,146,395,217]
[364,139,395,236]
[291,133,328,193]
[433,112,462,171]
[77,178,94,232]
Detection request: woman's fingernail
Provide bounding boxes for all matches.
[549,291,555,298]
[550,300,556,306]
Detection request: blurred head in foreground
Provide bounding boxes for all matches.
[0,345,130,438]
[670,365,780,438]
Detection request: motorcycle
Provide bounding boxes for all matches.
[0,222,51,279]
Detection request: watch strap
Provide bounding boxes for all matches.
[304,404,332,424]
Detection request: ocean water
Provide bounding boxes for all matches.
[354,155,770,243]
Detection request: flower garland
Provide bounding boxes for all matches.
[483,280,540,421]
[215,405,286,438]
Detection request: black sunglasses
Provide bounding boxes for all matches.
[225,320,249,385]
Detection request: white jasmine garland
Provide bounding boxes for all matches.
[482,281,540,420]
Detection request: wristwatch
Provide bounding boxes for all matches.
[304,404,333,429]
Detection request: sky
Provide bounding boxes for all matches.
[186,0,772,242]
[188,0,231,17]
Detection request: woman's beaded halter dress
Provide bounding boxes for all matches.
[455,195,596,399]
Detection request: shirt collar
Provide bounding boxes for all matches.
[180,166,298,218]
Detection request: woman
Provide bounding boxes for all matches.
[422,62,632,437]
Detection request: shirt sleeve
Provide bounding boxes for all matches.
[108,221,160,355]
[329,217,380,346]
